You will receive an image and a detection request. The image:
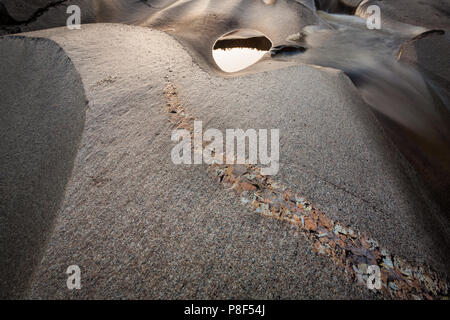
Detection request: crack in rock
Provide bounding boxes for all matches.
[164,80,449,300]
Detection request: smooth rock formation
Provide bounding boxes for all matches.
[0,1,449,299]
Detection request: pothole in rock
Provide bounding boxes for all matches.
[212,29,272,73]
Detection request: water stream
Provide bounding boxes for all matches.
[282,10,450,210]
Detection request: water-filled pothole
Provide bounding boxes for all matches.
[212,30,272,73]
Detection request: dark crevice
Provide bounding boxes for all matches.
[0,0,68,28]
[0,3,18,25]
[397,29,446,60]
[314,0,361,15]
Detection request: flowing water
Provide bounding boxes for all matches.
[284,10,450,209]
[1,0,448,208]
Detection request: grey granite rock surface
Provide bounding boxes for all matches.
[1,23,447,298]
